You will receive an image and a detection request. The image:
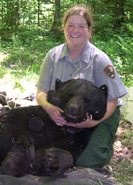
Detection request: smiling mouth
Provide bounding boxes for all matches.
[71,35,79,38]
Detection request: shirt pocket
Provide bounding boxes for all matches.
[52,65,63,80]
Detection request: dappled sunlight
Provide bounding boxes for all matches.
[0,52,9,63]
[0,73,37,102]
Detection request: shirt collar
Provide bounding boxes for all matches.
[59,43,69,59]
[80,41,93,64]
[58,41,92,64]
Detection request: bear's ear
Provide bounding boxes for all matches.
[55,79,63,90]
[99,85,108,98]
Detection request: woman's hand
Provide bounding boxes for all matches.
[44,102,67,126]
[44,102,99,128]
[65,118,100,128]
[65,98,118,128]
[36,90,67,126]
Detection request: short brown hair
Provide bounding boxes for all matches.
[62,5,93,29]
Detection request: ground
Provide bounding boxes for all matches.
[110,120,133,184]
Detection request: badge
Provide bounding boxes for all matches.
[104,65,115,79]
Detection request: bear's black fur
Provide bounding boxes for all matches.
[0,79,108,177]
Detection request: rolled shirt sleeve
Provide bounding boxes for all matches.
[93,49,128,101]
[37,51,54,92]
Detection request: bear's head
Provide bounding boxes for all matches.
[47,79,108,123]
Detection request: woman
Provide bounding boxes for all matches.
[36,5,127,169]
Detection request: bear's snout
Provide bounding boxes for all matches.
[63,97,87,123]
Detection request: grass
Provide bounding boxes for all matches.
[110,120,133,185]
[112,159,133,185]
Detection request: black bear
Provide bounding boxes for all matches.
[0,79,108,177]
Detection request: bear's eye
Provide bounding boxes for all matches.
[84,96,90,103]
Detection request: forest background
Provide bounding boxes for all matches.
[0,1,133,185]
[0,0,133,87]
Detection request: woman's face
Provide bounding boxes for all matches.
[64,15,90,48]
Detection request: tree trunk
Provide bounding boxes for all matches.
[113,0,125,29]
[50,0,61,34]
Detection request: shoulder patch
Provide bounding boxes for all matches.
[104,65,115,79]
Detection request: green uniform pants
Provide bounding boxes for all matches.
[76,107,120,168]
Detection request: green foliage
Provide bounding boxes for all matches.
[1,32,133,87]
[3,48,39,69]
[14,81,25,92]
[1,28,63,77]
[112,159,133,185]
[0,0,133,85]
[93,34,133,86]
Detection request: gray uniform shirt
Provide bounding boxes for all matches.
[37,41,127,103]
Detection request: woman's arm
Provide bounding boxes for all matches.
[66,98,118,128]
[36,90,66,126]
